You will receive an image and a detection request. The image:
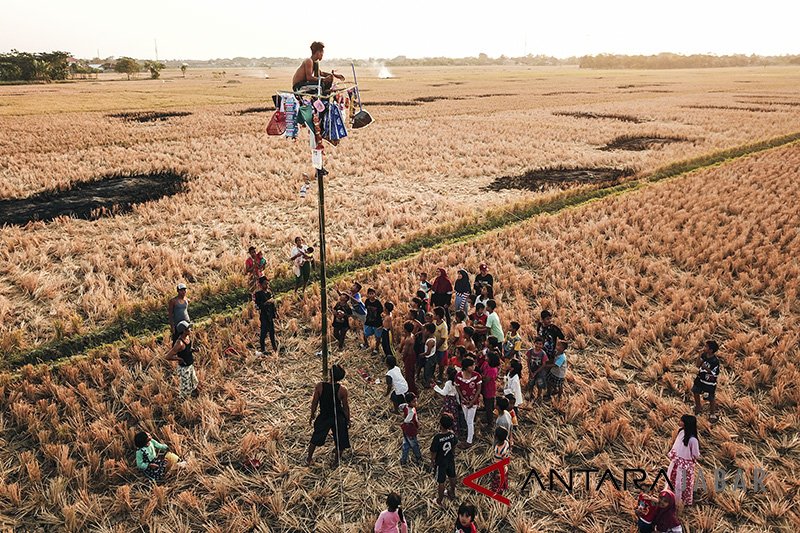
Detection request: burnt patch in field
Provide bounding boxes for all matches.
[683,104,778,113]
[600,135,689,151]
[429,81,465,87]
[553,111,646,123]
[0,172,188,226]
[617,83,669,89]
[736,99,800,107]
[484,166,634,192]
[542,91,597,96]
[109,111,192,122]
[363,100,422,107]
[474,93,518,98]
[412,95,468,103]
[227,106,274,116]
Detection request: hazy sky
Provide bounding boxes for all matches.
[2,0,798,60]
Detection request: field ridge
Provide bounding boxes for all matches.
[7,130,800,370]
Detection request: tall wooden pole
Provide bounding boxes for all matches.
[316,166,330,378]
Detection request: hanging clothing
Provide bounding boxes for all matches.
[283,94,299,139]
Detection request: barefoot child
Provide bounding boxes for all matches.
[544,339,568,400]
[503,359,524,418]
[495,396,513,445]
[430,414,458,507]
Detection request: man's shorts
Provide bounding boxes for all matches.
[435,461,456,484]
[548,374,564,388]
[364,325,383,338]
[692,379,716,400]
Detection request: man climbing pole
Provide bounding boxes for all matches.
[292,41,344,94]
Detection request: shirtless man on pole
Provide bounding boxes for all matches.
[292,41,344,94]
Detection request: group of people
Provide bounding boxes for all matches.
[145,235,722,532]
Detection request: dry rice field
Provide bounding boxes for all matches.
[1,106,798,532]
[2,66,800,351]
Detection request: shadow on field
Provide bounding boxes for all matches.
[108,111,192,122]
[227,106,274,115]
[485,166,634,192]
[601,135,689,151]
[0,172,189,226]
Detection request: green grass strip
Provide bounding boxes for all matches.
[5,131,800,370]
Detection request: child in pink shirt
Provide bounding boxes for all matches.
[374,492,408,533]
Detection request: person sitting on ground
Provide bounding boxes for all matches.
[165,321,198,399]
[430,414,458,508]
[374,491,408,533]
[386,355,410,413]
[134,431,185,482]
[364,288,385,355]
[245,246,267,292]
[332,292,352,350]
[292,41,344,94]
[454,502,478,533]
[489,426,511,494]
[692,340,721,423]
[399,392,423,466]
[307,364,351,467]
[543,339,568,401]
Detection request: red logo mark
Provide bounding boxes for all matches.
[463,458,511,506]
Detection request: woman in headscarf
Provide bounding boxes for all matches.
[653,489,683,532]
[453,269,471,316]
[666,414,700,507]
[430,268,453,325]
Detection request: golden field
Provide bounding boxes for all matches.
[2,66,800,350]
[0,130,798,532]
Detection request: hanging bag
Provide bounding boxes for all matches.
[266,109,287,136]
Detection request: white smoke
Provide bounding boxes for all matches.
[372,61,394,79]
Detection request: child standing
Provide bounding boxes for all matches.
[480,352,500,430]
[434,366,461,435]
[503,321,522,360]
[399,393,423,466]
[503,359,524,418]
[544,340,568,401]
[635,492,660,533]
[332,293,352,350]
[489,427,511,494]
[381,302,396,357]
[430,414,458,507]
[495,396,513,445]
[692,340,721,423]
[526,337,549,402]
[454,503,478,533]
[455,358,482,449]
[375,492,408,533]
[419,272,432,301]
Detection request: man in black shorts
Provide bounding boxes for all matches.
[307,364,351,467]
[692,340,721,422]
[430,414,458,507]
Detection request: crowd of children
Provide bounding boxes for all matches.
[141,251,723,531]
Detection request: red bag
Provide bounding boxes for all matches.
[266,110,286,136]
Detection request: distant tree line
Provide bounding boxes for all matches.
[0,50,70,82]
[578,53,800,69]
